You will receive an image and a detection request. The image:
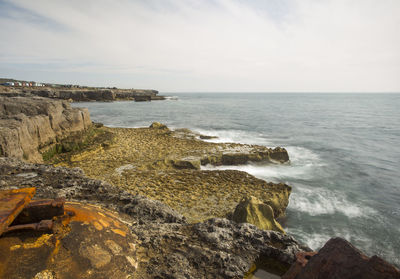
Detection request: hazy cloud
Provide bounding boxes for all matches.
[0,0,399,92]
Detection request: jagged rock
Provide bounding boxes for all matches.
[0,97,91,163]
[149,122,168,130]
[282,237,400,279]
[200,145,290,166]
[0,157,309,278]
[199,135,218,139]
[232,196,285,233]
[169,158,201,170]
[269,147,290,163]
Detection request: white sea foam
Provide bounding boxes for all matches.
[198,130,377,219]
[201,145,324,182]
[289,186,377,218]
[286,229,331,250]
[287,227,376,252]
[193,128,274,145]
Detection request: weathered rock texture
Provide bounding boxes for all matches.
[0,201,140,279]
[282,237,400,279]
[232,195,285,233]
[0,157,309,278]
[0,96,91,163]
[0,85,163,102]
[50,125,291,222]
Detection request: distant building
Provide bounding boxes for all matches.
[14,82,22,86]
[2,82,14,86]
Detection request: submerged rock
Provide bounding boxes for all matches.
[232,196,285,233]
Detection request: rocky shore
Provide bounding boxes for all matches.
[0,157,309,278]
[49,124,291,224]
[1,94,399,278]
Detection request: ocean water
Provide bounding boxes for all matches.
[72,93,400,267]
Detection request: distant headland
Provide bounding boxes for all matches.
[0,77,164,102]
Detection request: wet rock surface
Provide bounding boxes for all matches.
[0,157,309,278]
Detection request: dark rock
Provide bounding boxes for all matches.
[282,237,400,279]
[199,135,218,140]
[0,157,309,278]
[269,147,290,163]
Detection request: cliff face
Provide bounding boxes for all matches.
[0,86,162,102]
[0,96,91,163]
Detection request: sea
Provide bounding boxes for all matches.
[72,93,400,268]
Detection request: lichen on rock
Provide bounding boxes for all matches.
[232,195,285,233]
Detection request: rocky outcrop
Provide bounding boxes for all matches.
[149,121,169,130]
[0,96,91,163]
[0,157,309,278]
[282,237,400,279]
[0,86,163,102]
[232,196,285,234]
[49,125,292,222]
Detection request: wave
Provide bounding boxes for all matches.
[285,229,331,250]
[286,228,372,251]
[193,128,275,146]
[201,144,325,183]
[288,186,377,218]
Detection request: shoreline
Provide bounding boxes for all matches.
[47,123,291,226]
[1,95,399,277]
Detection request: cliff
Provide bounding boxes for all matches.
[0,85,163,102]
[0,96,91,163]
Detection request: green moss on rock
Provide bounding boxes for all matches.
[232,196,285,233]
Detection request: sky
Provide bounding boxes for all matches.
[0,0,399,92]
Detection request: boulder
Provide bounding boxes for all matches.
[269,147,290,163]
[149,122,168,130]
[232,196,285,233]
[282,237,400,279]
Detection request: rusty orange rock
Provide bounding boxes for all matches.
[0,188,36,236]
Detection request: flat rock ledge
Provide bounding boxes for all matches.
[0,157,309,278]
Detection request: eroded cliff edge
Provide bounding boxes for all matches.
[0,96,91,163]
[0,85,164,102]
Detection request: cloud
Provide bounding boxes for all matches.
[0,0,399,92]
